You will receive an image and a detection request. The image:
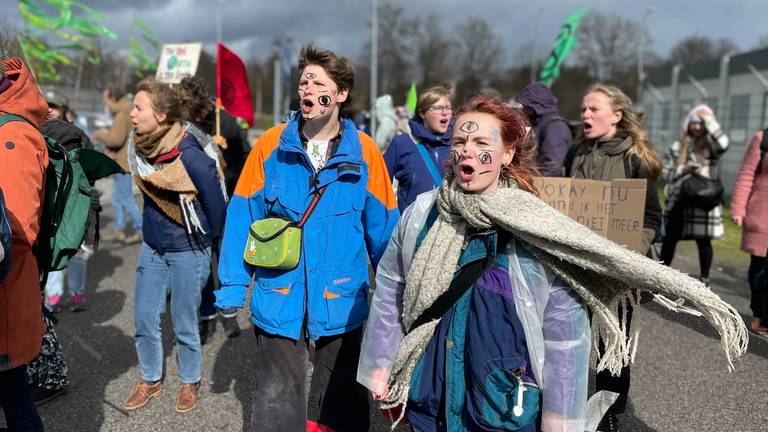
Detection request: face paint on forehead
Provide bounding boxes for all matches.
[459,121,479,134]
[305,72,317,80]
[490,128,501,149]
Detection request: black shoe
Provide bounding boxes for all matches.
[597,411,619,432]
[32,386,67,406]
[199,319,216,345]
[222,315,241,338]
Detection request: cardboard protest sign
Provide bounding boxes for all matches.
[155,43,202,84]
[533,177,647,252]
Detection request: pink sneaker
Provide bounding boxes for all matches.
[46,294,61,313]
[70,294,87,312]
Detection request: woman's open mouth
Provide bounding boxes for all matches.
[582,121,593,135]
[458,164,475,181]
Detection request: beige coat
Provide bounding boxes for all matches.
[93,97,132,172]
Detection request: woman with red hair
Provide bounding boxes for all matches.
[357,96,746,431]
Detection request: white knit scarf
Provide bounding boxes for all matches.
[381,174,748,425]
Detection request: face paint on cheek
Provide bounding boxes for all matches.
[318,95,332,107]
[450,150,460,167]
[478,151,493,165]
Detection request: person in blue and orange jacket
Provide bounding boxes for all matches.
[215,43,399,432]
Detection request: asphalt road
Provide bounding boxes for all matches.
[4,205,768,431]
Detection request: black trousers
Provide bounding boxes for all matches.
[595,303,633,414]
[0,365,44,431]
[748,255,768,320]
[249,326,369,432]
[660,209,714,278]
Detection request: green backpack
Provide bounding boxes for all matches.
[0,114,121,275]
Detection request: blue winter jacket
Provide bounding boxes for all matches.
[384,117,452,213]
[215,114,400,340]
[141,132,227,253]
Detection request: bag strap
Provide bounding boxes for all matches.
[0,113,30,128]
[409,133,442,188]
[409,230,512,331]
[296,185,327,228]
[757,128,768,175]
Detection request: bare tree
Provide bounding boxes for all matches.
[667,35,737,64]
[0,18,22,59]
[575,11,643,81]
[413,15,454,88]
[360,0,417,98]
[457,16,503,85]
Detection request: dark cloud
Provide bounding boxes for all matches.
[5,0,768,65]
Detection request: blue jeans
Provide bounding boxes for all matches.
[112,173,142,231]
[45,254,87,298]
[133,243,210,384]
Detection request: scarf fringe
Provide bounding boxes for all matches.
[382,178,748,425]
[179,197,207,235]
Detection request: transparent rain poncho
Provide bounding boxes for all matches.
[358,190,591,431]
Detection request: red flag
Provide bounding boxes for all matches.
[216,42,254,126]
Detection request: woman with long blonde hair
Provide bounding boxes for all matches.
[564,84,663,431]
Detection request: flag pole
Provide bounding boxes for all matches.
[215,10,222,141]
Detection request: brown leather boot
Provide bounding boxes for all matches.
[123,381,162,410]
[175,382,200,413]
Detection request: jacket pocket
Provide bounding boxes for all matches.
[252,267,298,330]
[468,357,541,430]
[319,267,369,332]
[265,179,305,220]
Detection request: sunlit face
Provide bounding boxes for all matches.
[581,91,621,141]
[297,64,348,121]
[48,105,64,120]
[688,121,705,137]
[420,96,452,135]
[130,90,165,135]
[450,112,514,195]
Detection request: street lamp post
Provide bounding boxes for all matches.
[637,6,655,107]
[370,0,378,137]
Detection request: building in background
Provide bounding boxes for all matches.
[640,46,768,192]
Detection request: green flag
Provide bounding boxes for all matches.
[17,0,116,82]
[538,9,585,87]
[405,82,417,114]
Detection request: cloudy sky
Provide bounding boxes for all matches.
[4,0,767,66]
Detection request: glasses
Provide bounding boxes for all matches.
[428,105,453,113]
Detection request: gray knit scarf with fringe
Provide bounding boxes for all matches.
[380,175,748,425]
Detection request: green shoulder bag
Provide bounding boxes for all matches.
[244,186,327,270]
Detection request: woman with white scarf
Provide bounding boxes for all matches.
[123,79,227,414]
[357,96,747,431]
